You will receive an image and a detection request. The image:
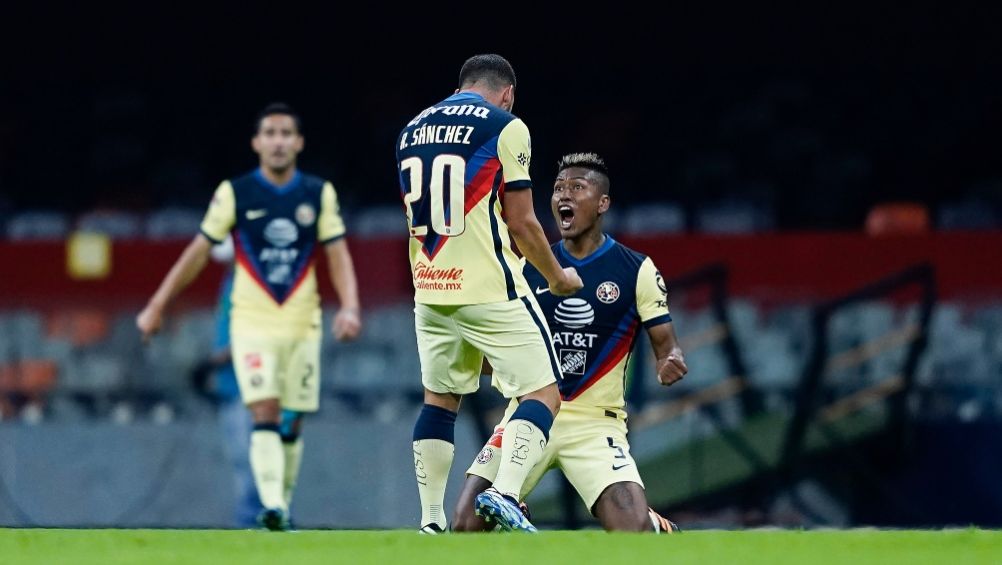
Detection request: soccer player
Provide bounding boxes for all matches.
[451,153,688,533]
[137,103,361,531]
[396,54,583,533]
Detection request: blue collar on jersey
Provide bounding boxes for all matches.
[447,91,486,103]
[559,234,616,267]
[254,168,302,193]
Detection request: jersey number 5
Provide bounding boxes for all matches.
[400,155,466,237]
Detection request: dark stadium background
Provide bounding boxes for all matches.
[1,6,1001,530]
[2,6,1000,227]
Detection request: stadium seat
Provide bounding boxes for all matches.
[5,210,69,240]
[350,206,405,238]
[621,202,686,235]
[46,309,110,348]
[937,198,999,230]
[76,209,143,239]
[145,207,204,240]
[864,202,929,235]
[695,199,775,234]
[0,359,58,421]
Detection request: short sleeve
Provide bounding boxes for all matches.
[637,257,672,328]
[199,181,236,243]
[318,181,347,243]
[497,118,532,190]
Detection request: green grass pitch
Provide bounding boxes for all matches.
[2,528,1000,565]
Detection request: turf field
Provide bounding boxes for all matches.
[2,528,999,564]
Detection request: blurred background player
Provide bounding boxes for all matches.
[452,153,687,533]
[188,236,263,527]
[396,54,583,533]
[137,103,362,531]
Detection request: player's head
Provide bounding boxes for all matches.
[551,152,611,239]
[457,54,517,111]
[252,102,304,173]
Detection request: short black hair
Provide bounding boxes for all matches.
[557,152,611,193]
[255,102,302,134]
[458,54,517,91]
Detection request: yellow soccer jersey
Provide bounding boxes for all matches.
[522,237,672,414]
[396,91,533,305]
[199,169,345,339]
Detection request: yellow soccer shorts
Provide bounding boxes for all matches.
[231,334,321,412]
[414,296,560,398]
[467,401,644,513]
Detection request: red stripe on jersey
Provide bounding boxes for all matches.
[497,179,507,222]
[464,158,501,215]
[283,247,318,305]
[233,232,278,304]
[564,319,640,401]
[416,234,449,261]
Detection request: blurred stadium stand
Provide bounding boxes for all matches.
[1,230,1001,529]
[5,211,70,241]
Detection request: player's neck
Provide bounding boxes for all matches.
[563,230,606,260]
[259,166,296,187]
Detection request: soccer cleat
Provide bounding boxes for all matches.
[648,508,680,533]
[418,523,446,534]
[474,488,537,533]
[258,508,291,532]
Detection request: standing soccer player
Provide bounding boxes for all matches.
[397,54,583,533]
[452,153,688,533]
[137,103,362,531]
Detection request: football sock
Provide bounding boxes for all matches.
[412,404,457,529]
[281,435,303,508]
[250,424,286,512]
[492,399,553,500]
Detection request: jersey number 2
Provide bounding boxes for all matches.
[400,155,466,237]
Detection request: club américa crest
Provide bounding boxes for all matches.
[596,281,620,304]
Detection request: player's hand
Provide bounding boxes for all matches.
[657,351,687,386]
[136,304,164,344]
[333,308,361,341]
[550,267,584,296]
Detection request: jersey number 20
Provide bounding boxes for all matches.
[400,155,466,237]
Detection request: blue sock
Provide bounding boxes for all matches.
[253,423,281,434]
[413,404,457,443]
[510,399,554,441]
[280,410,303,443]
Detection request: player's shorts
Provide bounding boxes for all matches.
[414,296,560,398]
[231,334,321,411]
[466,401,644,513]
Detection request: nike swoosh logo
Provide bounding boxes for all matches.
[246,209,267,220]
[612,464,631,471]
[535,287,550,295]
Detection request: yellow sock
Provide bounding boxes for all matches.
[491,419,547,500]
[283,438,304,508]
[250,429,286,511]
[413,439,454,529]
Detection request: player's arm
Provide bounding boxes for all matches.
[319,181,361,341]
[504,191,580,295]
[324,239,361,340]
[136,234,213,342]
[497,119,581,296]
[648,323,687,386]
[138,181,235,342]
[636,257,687,385]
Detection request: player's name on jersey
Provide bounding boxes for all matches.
[406,104,491,126]
[400,124,476,149]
